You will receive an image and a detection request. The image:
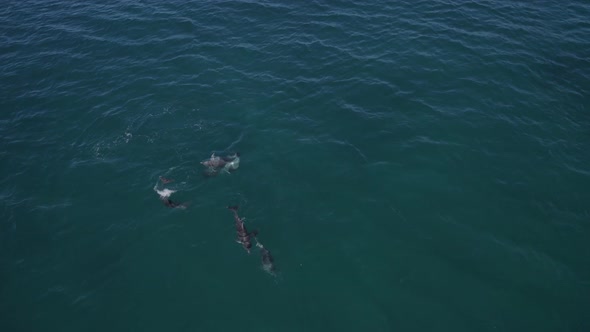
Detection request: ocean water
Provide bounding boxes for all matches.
[1,0,589,331]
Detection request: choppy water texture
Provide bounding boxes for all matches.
[1,0,589,331]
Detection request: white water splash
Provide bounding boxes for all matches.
[154,187,176,199]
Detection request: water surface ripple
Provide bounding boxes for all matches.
[1,1,589,331]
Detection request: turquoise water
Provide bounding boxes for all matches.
[1,0,589,331]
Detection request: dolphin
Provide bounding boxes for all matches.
[227,205,254,253]
[200,153,227,169]
[221,153,240,173]
[159,176,174,184]
[254,236,276,276]
[162,198,186,209]
[155,178,186,209]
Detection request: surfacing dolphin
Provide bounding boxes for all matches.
[227,205,254,253]
[200,152,240,176]
[200,153,227,169]
[221,153,240,173]
[155,177,187,209]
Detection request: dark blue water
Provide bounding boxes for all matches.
[1,1,589,331]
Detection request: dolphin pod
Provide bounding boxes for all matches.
[155,151,277,275]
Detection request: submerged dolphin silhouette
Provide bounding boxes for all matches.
[254,237,276,275]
